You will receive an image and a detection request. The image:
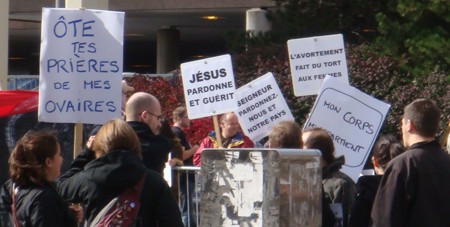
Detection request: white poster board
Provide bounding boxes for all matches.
[304,76,390,182]
[234,72,294,142]
[180,54,237,119]
[288,34,349,96]
[39,8,124,124]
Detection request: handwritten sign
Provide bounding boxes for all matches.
[304,76,390,182]
[287,34,349,96]
[180,54,237,119]
[39,8,124,124]
[235,72,294,142]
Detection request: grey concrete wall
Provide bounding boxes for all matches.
[11,0,275,12]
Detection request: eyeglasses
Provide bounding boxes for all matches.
[143,110,163,121]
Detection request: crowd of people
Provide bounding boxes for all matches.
[1,91,449,226]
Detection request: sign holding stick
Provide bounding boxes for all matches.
[304,75,390,182]
[180,54,237,120]
[235,72,294,142]
[288,34,349,96]
[39,8,124,124]
[212,115,223,147]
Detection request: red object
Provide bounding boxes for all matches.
[0,90,38,118]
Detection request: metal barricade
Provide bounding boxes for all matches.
[7,75,39,90]
[172,166,201,227]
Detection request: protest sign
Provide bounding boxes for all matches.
[304,75,390,181]
[235,72,294,142]
[288,34,349,96]
[39,8,124,124]
[180,54,237,119]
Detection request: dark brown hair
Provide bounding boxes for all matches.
[9,130,59,186]
[372,134,406,170]
[159,118,183,160]
[303,127,335,165]
[404,98,441,137]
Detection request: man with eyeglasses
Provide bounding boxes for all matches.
[125,92,171,175]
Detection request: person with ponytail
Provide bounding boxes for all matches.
[348,134,405,227]
[1,130,81,227]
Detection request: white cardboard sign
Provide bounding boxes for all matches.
[288,34,349,96]
[180,54,237,119]
[304,76,390,182]
[39,8,124,124]
[235,72,294,142]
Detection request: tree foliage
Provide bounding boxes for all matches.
[266,0,449,80]
[267,0,383,44]
[372,0,450,78]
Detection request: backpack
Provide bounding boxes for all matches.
[90,174,146,227]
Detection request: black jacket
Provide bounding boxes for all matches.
[128,121,172,174]
[348,175,382,227]
[322,156,356,227]
[57,150,183,227]
[371,140,450,227]
[1,180,77,227]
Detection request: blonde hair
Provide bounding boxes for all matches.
[93,119,142,159]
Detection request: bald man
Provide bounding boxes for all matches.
[125,92,171,175]
[193,112,254,166]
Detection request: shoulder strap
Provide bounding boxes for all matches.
[11,184,20,227]
[90,173,146,227]
[119,173,146,223]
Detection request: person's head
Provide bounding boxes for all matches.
[121,80,134,111]
[402,98,441,147]
[220,112,240,138]
[302,127,335,166]
[172,106,190,129]
[92,118,142,159]
[268,121,302,148]
[125,92,162,135]
[9,130,62,186]
[371,134,406,174]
